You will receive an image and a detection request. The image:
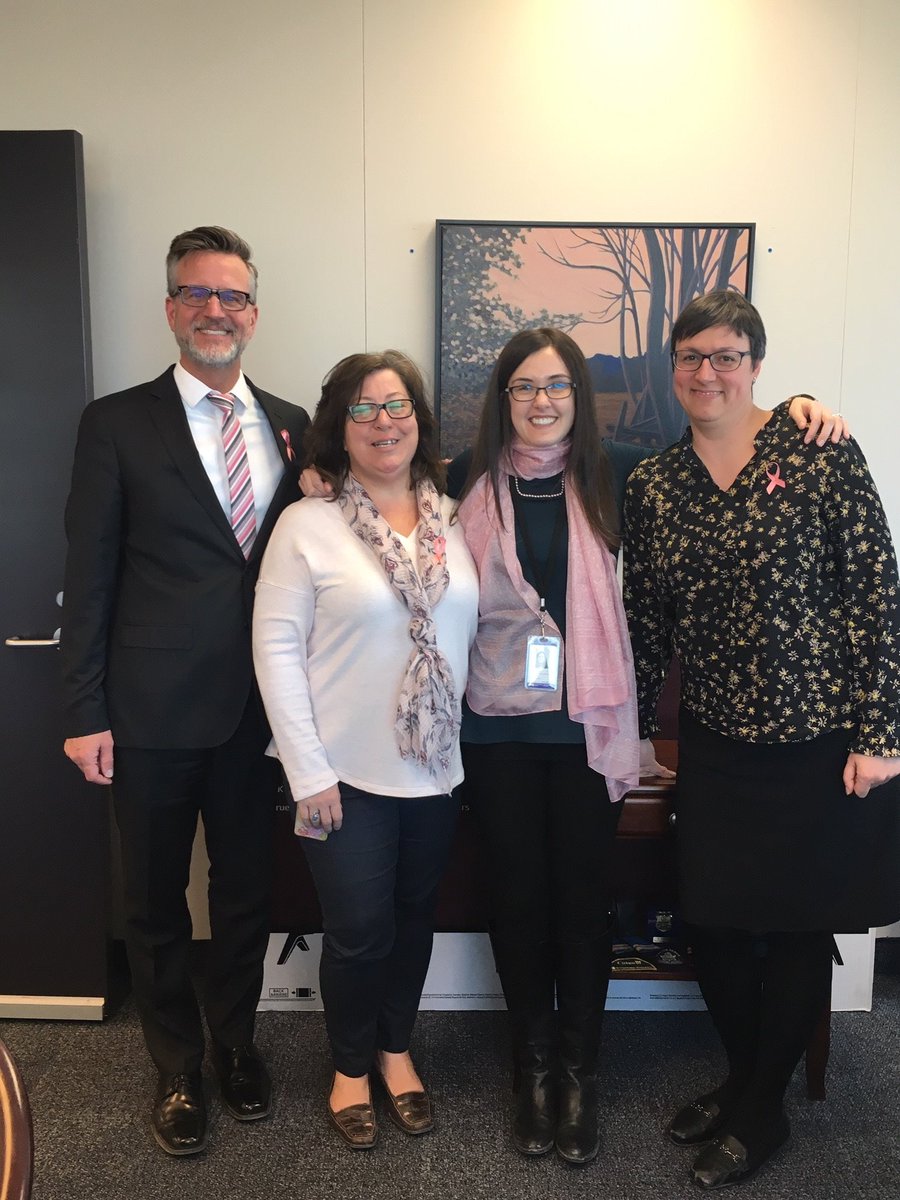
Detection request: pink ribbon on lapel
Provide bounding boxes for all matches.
[765,463,786,494]
[280,429,296,462]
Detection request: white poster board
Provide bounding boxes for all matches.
[259,930,876,1014]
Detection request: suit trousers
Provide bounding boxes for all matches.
[113,695,277,1076]
[300,783,459,1078]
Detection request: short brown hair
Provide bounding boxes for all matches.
[670,290,766,363]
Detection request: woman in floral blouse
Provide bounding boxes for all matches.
[624,291,900,1190]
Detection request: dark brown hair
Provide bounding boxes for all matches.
[458,328,619,549]
[670,290,766,363]
[302,350,446,495]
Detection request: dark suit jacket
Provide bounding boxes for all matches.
[61,365,309,748]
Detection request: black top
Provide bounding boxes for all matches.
[623,404,900,756]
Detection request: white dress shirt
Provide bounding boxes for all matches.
[174,362,285,528]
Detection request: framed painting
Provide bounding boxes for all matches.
[434,220,755,458]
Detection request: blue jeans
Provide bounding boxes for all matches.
[300,783,459,1077]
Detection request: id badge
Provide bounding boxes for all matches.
[524,635,561,690]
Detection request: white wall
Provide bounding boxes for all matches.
[1,0,897,532]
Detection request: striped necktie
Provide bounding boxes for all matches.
[207,391,257,558]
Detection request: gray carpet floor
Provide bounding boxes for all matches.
[3,942,899,1200]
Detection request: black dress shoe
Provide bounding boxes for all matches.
[213,1044,271,1121]
[691,1116,790,1190]
[151,1073,207,1156]
[668,1095,728,1145]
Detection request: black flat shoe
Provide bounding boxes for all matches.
[213,1043,271,1121]
[668,1096,728,1145]
[691,1116,790,1190]
[151,1072,207,1156]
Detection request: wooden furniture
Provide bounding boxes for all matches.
[0,1038,33,1200]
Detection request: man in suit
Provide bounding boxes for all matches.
[61,226,309,1156]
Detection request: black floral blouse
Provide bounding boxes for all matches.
[623,403,900,757]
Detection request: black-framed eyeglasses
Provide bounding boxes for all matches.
[505,381,575,402]
[172,285,253,312]
[672,349,752,373]
[346,399,415,423]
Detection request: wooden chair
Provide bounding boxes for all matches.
[0,1038,33,1200]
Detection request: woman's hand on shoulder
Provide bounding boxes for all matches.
[787,395,851,444]
[639,737,676,779]
[842,753,900,798]
[295,783,343,835]
[299,466,333,497]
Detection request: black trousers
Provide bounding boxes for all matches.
[462,742,621,947]
[300,784,459,1078]
[113,696,276,1076]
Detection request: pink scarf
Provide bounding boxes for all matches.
[457,438,639,802]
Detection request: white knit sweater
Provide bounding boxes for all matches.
[253,494,479,800]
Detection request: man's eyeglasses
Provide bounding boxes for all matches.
[346,399,415,423]
[672,350,752,373]
[172,285,253,312]
[506,381,575,402]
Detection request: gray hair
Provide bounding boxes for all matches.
[165,225,258,302]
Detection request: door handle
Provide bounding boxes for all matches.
[5,633,61,647]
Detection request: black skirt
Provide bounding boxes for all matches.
[676,709,900,932]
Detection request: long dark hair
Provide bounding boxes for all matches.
[458,328,619,549]
[302,350,446,495]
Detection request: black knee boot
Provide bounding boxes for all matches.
[491,931,557,1156]
[554,930,611,1165]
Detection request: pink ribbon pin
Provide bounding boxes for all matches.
[280,429,296,462]
[765,463,786,494]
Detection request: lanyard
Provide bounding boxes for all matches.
[510,477,566,637]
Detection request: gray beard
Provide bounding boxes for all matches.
[176,328,249,369]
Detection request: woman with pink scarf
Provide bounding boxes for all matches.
[453,328,642,1165]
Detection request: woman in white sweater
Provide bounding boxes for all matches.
[253,351,478,1150]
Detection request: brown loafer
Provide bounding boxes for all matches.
[376,1072,434,1135]
[327,1081,377,1150]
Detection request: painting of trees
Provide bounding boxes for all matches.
[435,221,754,456]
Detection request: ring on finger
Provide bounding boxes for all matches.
[310,810,321,826]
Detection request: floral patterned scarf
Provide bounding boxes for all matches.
[337,473,459,791]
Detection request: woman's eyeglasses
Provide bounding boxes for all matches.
[346,399,415,423]
[506,381,575,402]
[672,350,752,373]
